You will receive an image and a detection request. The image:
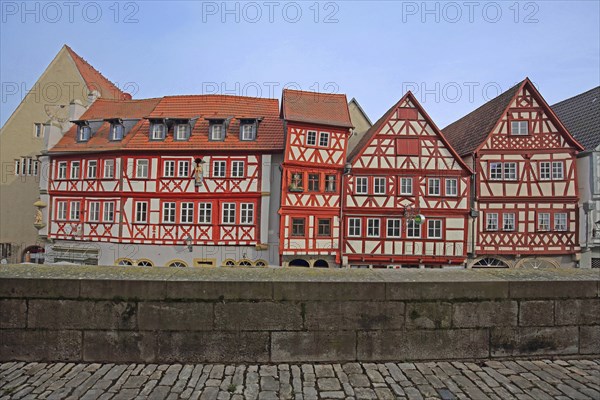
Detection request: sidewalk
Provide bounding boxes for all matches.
[1,359,599,400]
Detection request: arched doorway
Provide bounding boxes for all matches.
[314,259,329,268]
[22,246,44,264]
[289,259,310,267]
[472,257,509,268]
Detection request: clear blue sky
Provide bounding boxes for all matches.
[1,1,599,127]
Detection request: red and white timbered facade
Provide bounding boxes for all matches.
[279,90,353,268]
[444,79,584,268]
[344,93,472,268]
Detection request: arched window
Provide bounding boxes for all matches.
[136,260,154,267]
[116,258,133,266]
[168,260,187,268]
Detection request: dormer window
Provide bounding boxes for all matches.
[211,123,225,141]
[78,125,91,142]
[240,121,257,141]
[111,123,124,141]
[175,124,191,141]
[151,122,166,140]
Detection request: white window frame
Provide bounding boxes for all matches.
[103,159,115,179]
[211,124,224,141]
[32,160,39,176]
[162,202,176,224]
[445,178,458,196]
[428,178,441,196]
[25,158,34,176]
[57,162,67,180]
[70,201,80,221]
[490,162,503,180]
[135,201,148,223]
[325,174,336,192]
[34,123,43,138]
[486,213,498,231]
[240,123,256,140]
[406,219,421,239]
[231,161,245,178]
[400,177,413,195]
[175,124,189,140]
[178,160,189,178]
[181,202,194,224]
[111,123,124,141]
[355,177,368,194]
[306,130,317,146]
[213,161,226,178]
[367,218,380,237]
[57,201,67,221]
[151,123,166,140]
[504,162,517,180]
[373,177,386,195]
[538,212,550,231]
[387,219,401,238]
[78,125,91,141]
[503,213,515,231]
[88,202,100,222]
[319,131,330,147]
[87,160,97,179]
[198,202,212,224]
[163,160,175,178]
[15,159,21,176]
[552,161,564,180]
[427,219,442,239]
[554,213,567,231]
[511,120,529,135]
[136,159,149,179]
[240,203,254,224]
[222,203,236,224]
[540,161,551,180]
[348,218,361,237]
[103,202,115,223]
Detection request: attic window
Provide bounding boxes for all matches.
[240,120,257,141]
[151,122,166,140]
[175,124,191,141]
[210,122,225,141]
[510,120,528,135]
[78,124,91,142]
[111,123,124,141]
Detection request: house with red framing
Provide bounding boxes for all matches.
[278,89,353,268]
[343,92,472,268]
[40,95,283,267]
[443,78,584,268]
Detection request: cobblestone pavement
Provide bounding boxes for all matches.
[1,359,599,400]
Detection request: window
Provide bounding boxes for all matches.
[111,123,124,141]
[213,161,226,178]
[181,202,194,224]
[552,162,564,180]
[78,125,91,141]
[70,158,80,179]
[103,160,115,179]
[211,123,224,141]
[87,160,97,179]
[503,213,515,231]
[163,160,175,177]
[554,213,567,231]
[397,138,420,156]
[175,124,190,140]
[57,201,67,220]
[406,220,421,238]
[57,162,67,180]
[0,243,12,259]
[428,220,442,239]
[136,159,149,179]
[511,120,528,135]
[25,158,33,176]
[32,159,39,176]
[292,218,305,236]
[367,218,380,237]
[428,178,440,196]
[222,203,236,224]
[490,162,503,180]
[163,202,176,223]
[178,161,189,178]
[240,123,256,140]
[319,132,330,147]
[486,213,498,231]
[151,123,166,140]
[538,213,550,231]
[14,159,20,176]
[504,163,517,180]
[317,219,331,236]
[290,172,303,191]
[355,177,368,194]
[34,123,43,138]
[445,178,458,196]
[103,202,115,222]
[400,177,413,195]
[306,130,317,146]
[70,201,80,221]
[373,177,386,195]
[308,174,320,191]
[135,202,148,223]
[387,219,401,238]
[88,202,100,222]
[198,203,212,224]
[348,218,361,237]
[231,161,245,178]
[540,162,551,180]
[325,175,336,192]
[241,203,254,224]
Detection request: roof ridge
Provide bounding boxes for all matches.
[552,85,600,107]
[64,45,125,98]
[283,88,347,97]
[162,93,278,101]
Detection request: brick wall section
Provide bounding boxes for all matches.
[0,265,598,363]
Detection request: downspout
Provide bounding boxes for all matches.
[470,152,478,260]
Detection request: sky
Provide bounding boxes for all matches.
[1,0,599,127]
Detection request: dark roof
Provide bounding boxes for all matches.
[442,80,523,156]
[281,89,353,128]
[552,86,600,151]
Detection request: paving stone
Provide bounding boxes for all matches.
[317,377,341,391]
[314,364,335,378]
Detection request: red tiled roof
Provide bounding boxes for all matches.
[65,45,128,100]
[281,89,353,128]
[50,95,284,153]
[442,80,523,157]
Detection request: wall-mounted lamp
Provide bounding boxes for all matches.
[185,235,193,252]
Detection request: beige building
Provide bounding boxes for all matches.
[0,45,125,263]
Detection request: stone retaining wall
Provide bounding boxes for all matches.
[1,265,598,363]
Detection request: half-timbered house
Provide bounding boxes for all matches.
[443,78,584,268]
[279,89,353,268]
[343,92,472,268]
